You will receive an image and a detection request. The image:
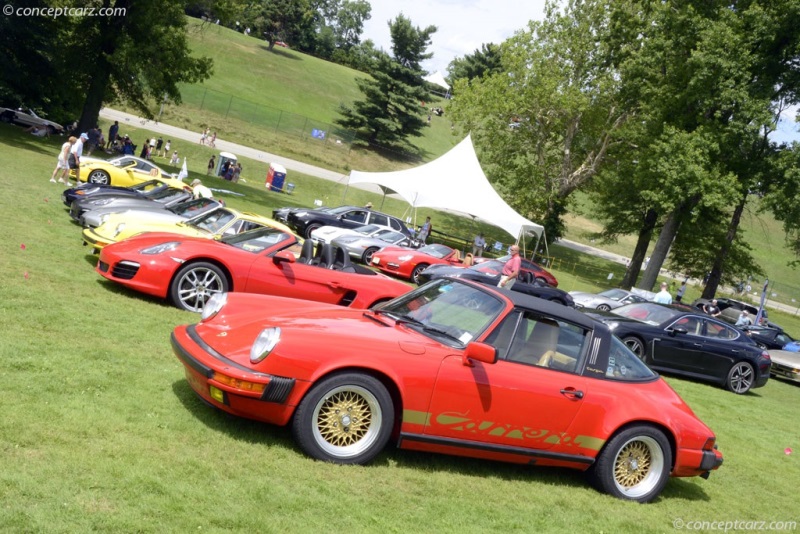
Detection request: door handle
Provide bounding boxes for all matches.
[328,281,342,288]
[693,343,703,347]
[560,388,584,399]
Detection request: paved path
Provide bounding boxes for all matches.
[100,108,349,184]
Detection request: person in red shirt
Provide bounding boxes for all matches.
[498,245,521,289]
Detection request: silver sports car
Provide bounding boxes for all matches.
[81,197,223,228]
[332,228,415,264]
[569,288,649,311]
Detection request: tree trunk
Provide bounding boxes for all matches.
[621,208,657,289]
[639,196,700,290]
[702,190,747,299]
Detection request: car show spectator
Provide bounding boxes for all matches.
[191,179,213,199]
[703,299,722,317]
[170,150,180,165]
[68,133,88,185]
[676,280,687,302]
[161,139,170,158]
[417,216,432,243]
[50,136,76,184]
[653,282,673,304]
[498,245,521,289]
[24,125,48,137]
[735,310,753,327]
[207,155,215,175]
[106,121,119,150]
[473,233,486,257]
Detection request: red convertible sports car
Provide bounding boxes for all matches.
[172,278,723,502]
[96,227,411,312]
[371,243,466,283]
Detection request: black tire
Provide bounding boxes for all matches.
[0,114,11,123]
[304,223,322,239]
[622,336,646,360]
[87,169,111,185]
[596,304,612,311]
[411,263,429,285]
[169,262,229,312]
[292,373,394,465]
[47,125,56,135]
[726,361,755,394]
[362,246,380,264]
[587,425,672,503]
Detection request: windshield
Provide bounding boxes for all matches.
[328,206,356,215]
[376,279,506,346]
[189,208,236,234]
[221,227,292,252]
[613,302,681,326]
[598,289,630,300]
[353,224,382,235]
[417,244,453,259]
[374,229,406,243]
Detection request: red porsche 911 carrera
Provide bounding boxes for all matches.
[96,227,411,312]
[172,278,723,502]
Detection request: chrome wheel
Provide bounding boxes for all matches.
[87,169,110,184]
[411,264,428,285]
[170,262,228,312]
[597,304,611,311]
[623,336,644,359]
[612,436,665,499]
[727,362,754,394]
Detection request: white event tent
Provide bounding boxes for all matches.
[347,135,545,251]
[422,71,450,91]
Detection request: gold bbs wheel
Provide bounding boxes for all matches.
[293,374,394,464]
[613,436,664,495]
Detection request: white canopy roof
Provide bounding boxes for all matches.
[348,134,544,240]
[423,71,450,90]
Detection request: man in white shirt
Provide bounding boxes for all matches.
[68,133,88,185]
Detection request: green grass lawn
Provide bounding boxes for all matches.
[2,125,800,531]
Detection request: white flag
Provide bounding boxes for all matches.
[178,158,188,181]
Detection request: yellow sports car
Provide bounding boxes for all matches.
[82,206,295,252]
[74,155,177,187]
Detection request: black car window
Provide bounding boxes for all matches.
[500,311,586,374]
[389,218,403,231]
[703,320,739,340]
[669,316,703,336]
[776,333,792,345]
[342,210,367,223]
[369,213,389,227]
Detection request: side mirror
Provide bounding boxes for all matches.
[462,341,497,367]
[671,327,688,336]
[273,250,296,264]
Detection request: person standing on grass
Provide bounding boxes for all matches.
[498,245,521,289]
[162,139,170,158]
[653,282,673,304]
[68,133,88,185]
[417,216,432,244]
[676,280,687,302]
[207,155,215,175]
[106,121,119,150]
[50,136,76,184]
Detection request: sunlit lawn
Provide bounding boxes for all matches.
[1,125,799,532]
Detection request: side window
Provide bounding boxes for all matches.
[775,333,790,345]
[501,312,585,373]
[370,213,389,227]
[605,337,657,381]
[389,218,402,231]
[342,210,367,223]
[704,320,738,340]
[670,316,702,336]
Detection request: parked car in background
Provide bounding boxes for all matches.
[310,223,387,246]
[97,227,410,312]
[286,205,413,239]
[417,260,574,306]
[739,326,796,351]
[767,350,800,383]
[70,185,192,222]
[692,297,776,328]
[76,155,176,186]
[332,228,416,264]
[61,177,187,207]
[584,302,771,394]
[171,278,723,502]
[0,106,64,134]
[475,255,559,287]
[371,243,466,283]
[81,197,224,228]
[570,289,649,311]
[83,206,293,252]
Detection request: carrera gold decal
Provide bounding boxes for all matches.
[402,409,431,426]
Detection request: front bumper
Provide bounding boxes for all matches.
[171,325,302,426]
[82,228,113,251]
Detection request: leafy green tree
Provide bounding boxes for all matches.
[333,0,371,50]
[449,0,627,242]
[335,14,435,153]
[243,0,313,50]
[447,43,502,84]
[64,0,213,132]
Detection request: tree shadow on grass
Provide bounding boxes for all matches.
[0,124,61,157]
[258,45,301,60]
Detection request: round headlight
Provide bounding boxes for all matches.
[201,292,227,321]
[250,327,281,364]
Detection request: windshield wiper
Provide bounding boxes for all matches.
[421,325,464,344]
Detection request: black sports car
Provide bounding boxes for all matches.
[584,302,771,394]
[61,179,176,207]
[740,326,796,351]
[416,261,574,307]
